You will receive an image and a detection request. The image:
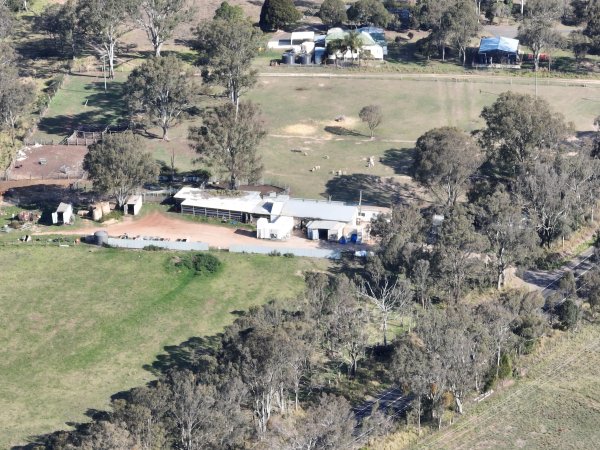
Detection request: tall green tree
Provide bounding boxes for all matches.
[84,132,159,207]
[77,0,138,79]
[319,0,348,26]
[133,0,192,57]
[443,0,480,65]
[194,19,262,111]
[189,101,266,190]
[0,67,35,145]
[518,0,564,71]
[480,92,570,177]
[413,126,482,207]
[36,0,81,58]
[125,55,200,140]
[214,1,244,22]
[0,1,13,39]
[259,0,301,31]
[347,0,392,27]
[475,187,538,289]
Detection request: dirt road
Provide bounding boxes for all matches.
[45,211,360,251]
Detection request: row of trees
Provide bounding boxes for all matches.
[0,0,36,178]
[410,91,600,255]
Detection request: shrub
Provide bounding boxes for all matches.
[173,253,223,277]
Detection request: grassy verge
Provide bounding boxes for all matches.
[0,244,328,448]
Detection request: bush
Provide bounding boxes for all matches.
[143,245,164,251]
[173,253,223,277]
[497,353,513,379]
[557,299,580,330]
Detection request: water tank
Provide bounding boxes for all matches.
[282,52,295,65]
[314,48,325,65]
[299,53,311,65]
[94,230,108,246]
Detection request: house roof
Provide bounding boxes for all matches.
[478,37,519,54]
[325,30,378,47]
[56,202,72,213]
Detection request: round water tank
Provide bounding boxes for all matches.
[94,230,108,246]
[299,53,311,65]
[282,52,295,65]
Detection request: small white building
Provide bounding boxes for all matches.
[256,216,295,240]
[124,195,143,216]
[52,202,73,225]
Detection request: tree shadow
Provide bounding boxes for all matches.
[142,334,222,377]
[379,148,415,176]
[324,126,365,137]
[324,173,413,206]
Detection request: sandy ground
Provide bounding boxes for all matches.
[12,145,87,180]
[44,211,368,251]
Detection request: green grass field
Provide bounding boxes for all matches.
[0,244,327,449]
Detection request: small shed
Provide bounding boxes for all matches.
[90,201,111,221]
[124,195,143,216]
[306,220,345,241]
[52,202,73,225]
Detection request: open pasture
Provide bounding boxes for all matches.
[0,245,326,449]
[247,75,600,201]
[33,70,600,203]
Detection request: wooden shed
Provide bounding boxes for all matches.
[124,195,143,216]
[52,202,73,225]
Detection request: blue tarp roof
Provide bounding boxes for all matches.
[478,37,519,54]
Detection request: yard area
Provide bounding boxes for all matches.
[0,244,328,449]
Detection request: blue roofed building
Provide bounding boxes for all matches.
[476,37,520,68]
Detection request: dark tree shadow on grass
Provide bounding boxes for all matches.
[324,126,365,137]
[324,173,413,206]
[380,148,415,176]
[143,335,222,376]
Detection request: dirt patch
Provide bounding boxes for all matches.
[282,123,319,136]
[41,211,370,252]
[11,145,87,181]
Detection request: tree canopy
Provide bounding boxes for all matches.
[133,0,192,57]
[479,92,570,176]
[77,0,139,79]
[259,0,301,31]
[189,101,266,190]
[125,55,200,140]
[319,0,348,26]
[214,1,245,22]
[194,19,262,109]
[347,0,392,27]
[83,132,159,207]
[413,126,482,207]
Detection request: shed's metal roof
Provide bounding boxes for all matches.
[56,202,72,213]
[282,198,357,222]
[478,37,519,54]
[306,220,345,230]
